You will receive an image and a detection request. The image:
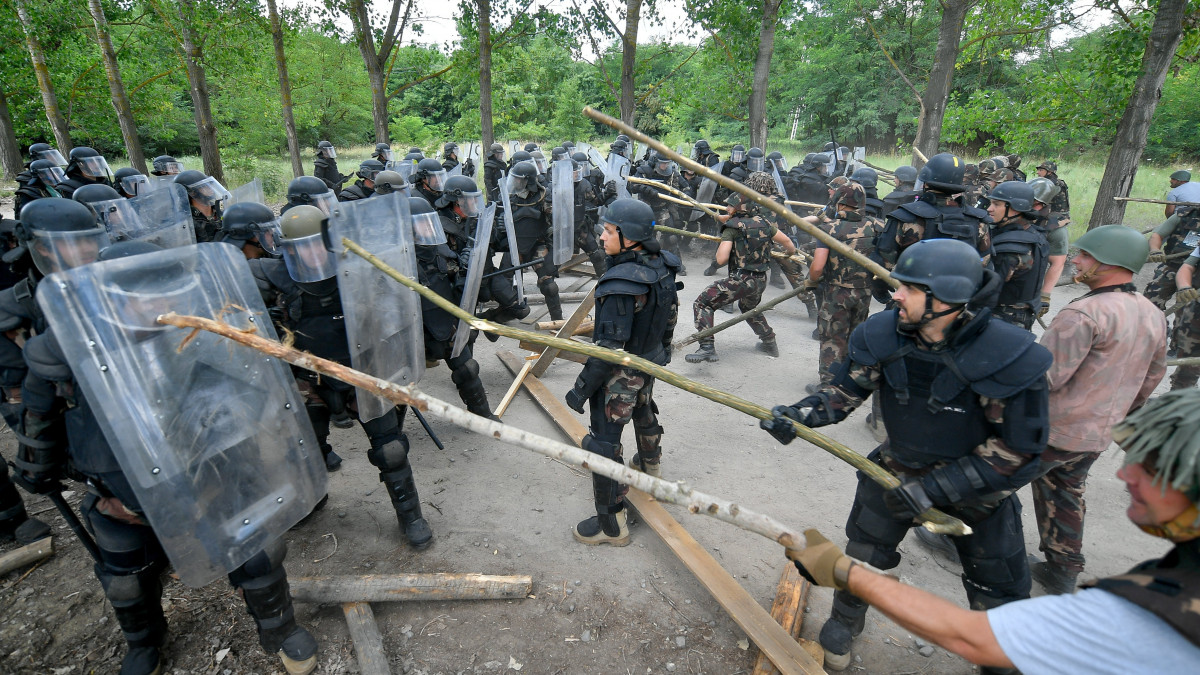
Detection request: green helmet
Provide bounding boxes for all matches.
[279,204,326,239]
[1073,224,1149,272]
[1170,170,1191,182]
[1028,177,1060,205]
[1113,388,1200,502]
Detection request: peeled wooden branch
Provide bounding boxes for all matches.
[674,283,814,348]
[627,175,720,219]
[582,107,896,289]
[291,574,533,603]
[333,238,969,535]
[784,200,825,209]
[1115,196,1200,208]
[654,224,812,264]
[654,192,725,211]
[1167,356,1200,367]
[0,537,53,576]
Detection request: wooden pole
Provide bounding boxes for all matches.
[342,602,390,675]
[493,360,532,418]
[627,174,720,219]
[654,224,812,264]
[1115,196,1200,207]
[1168,356,1200,367]
[784,199,825,209]
[292,573,533,603]
[328,239,970,535]
[0,537,53,576]
[531,291,596,378]
[582,107,897,289]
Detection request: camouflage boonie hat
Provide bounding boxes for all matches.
[828,176,850,190]
[832,183,866,210]
[745,171,776,195]
[992,168,1015,183]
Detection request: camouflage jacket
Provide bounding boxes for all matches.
[1039,283,1167,453]
[818,213,883,289]
[722,214,776,273]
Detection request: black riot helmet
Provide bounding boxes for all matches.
[893,165,918,185]
[511,150,533,164]
[917,152,967,194]
[562,140,575,150]
[730,144,747,164]
[489,143,505,159]
[220,201,279,246]
[30,159,66,187]
[72,183,122,208]
[285,175,336,215]
[694,139,711,155]
[317,140,336,159]
[849,167,878,189]
[357,159,385,182]
[508,161,539,194]
[443,142,458,159]
[27,142,51,162]
[151,155,183,175]
[67,147,112,181]
[615,134,631,144]
[653,153,674,177]
[416,158,447,190]
[987,180,1036,214]
[175,170,232,217]
[891,239,983,306]
[402,150,423,163]
[524,142,539,153]
[823,141,837,153]
[601,198,657,248]
[746,147,765,172]
[572,152,591,178]
[16,198,111,275]
[610,140,628,158]
[443,175,484,217]
[113,167,149,197]
[766,151,785,172]
[551,146,567,161]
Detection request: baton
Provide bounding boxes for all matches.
[411,408,444,450]
[47,489,101,563]
[482,257,545,280]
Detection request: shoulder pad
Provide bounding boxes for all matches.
[598,261,658,297]
[847,310,904,366]
[992,228,1044,252]
[948,318,1052,399]
[0,282,34,331]
[659,250,682,274]
[24,331,72,383]
[962,204,988,220]
[894,200,940,221]
[596,277,651,298]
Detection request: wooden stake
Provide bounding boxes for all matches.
[493,360,532,418]
[751,565,814,675]
[784,199,825,209]
[0,537,53,576]
[519,341,587,363]
[342,602,390,675]
[531,291,596,378]
[291,573,533,603]
[627,174,721,219]
[1115,196,1200,207]
[654,224,812,264]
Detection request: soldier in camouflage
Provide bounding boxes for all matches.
[1167,246,1200,389]
[808,184,883,385]
[1035,161,1070,218]
[1145,205,1200,353]
[685,172,797,363]
[1027,177,1069,315]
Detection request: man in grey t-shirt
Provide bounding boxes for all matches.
[1166,170,1200,217]
[780,389,1200,674]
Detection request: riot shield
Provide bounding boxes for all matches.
[608,154,631,199]
[447,164,463,178]
[36,243,327,587]
[771,164,788,199]
[588,148,610,181]
[392,159,417,181]
[509,140,520,158]
[229,178,264,206]
[451,202,496,358]
[690,162,722,221]
[637,142,653,163]
[576,142,592,157]
[101,184,196,248]
[551,160,574,265]
[498,174,525,303]
[326,193,425,422]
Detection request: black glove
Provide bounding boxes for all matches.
[564,388,588,414]
[464,159,476,177]
[881,479,933,521]
[760,404,807,445]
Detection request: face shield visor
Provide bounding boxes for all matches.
[747,156,765,172]
[457,191,485,218]
[77,155,113,181]
[508,170,531,195]
[654,158,673,177]
[92,198,144,241]
[377,149,395,163]
[279,232,337,282]
[411,210,448,246]
[771,157,786,172]
[731,148,745,163]
[533,157,547,174]
[424,169,448,192]
[573,165,585,182]
[120,173,151,197]
[29,226,111,275]
[36,149,67,166]
[36,165,66,186]
[187,177,232,211]
[156,160,184,175]
[320,146,337,159]
[310,190,337,216]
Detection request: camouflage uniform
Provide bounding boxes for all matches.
[692,210,778,349]
[816,213,883,382]
[1144,209,1200,311]
[1172,254,1200,389]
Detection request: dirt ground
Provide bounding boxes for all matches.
[0,230,1176,675]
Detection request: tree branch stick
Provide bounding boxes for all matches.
[628,174,721,220]
[654,224,812,264]
[1115,197,1200,207]
[583,107,897,289]
[784,200,825,209]
[333,238,969,535]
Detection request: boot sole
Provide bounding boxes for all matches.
[280,651,317,675]
[684,354,719,363]
[572,528,631,547]
[823,649,851,671]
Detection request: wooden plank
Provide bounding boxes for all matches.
[556,251,589,272]
[494,360,533,419]
[292,573,533,604]
[752,565,814,675]
[531,291,595,378]
[342,602,391,675]
[495,352,823,675]
[0,537,53,576]
[519,341,587,364]
[535,319,595,335]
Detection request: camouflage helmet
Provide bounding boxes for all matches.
[990,168,1015,183]
[1073,224,1149,273]
[832,183,866,210]
[1037,160,1058,175]
[373,170,409,195]
[744,171,776,196]
[1028,177,1061,206]
[1113,388,1200,503]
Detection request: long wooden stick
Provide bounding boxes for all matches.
[342,603,389,675]
[1168,356,1200,367]
[157,312,811,549]
[333,238,969,535]
[627,174,721,219]
[654,192,725,211]
[674,283,814,348]
[654,224,813,264]
[583,107,897,289]
[292,573,533,603]
[493,360,531,418]
[1115,196,1200,207]
[784,199,825,209]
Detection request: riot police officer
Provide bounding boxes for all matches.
[564,199,681,545]
[692,139,720,168]
[484,143,507,203]
[880,165,919,217]
[218,201,279,260]
[849,167,885,218]
[150,155,183,176]
[762,239,1051,672]
[986,181,1049,329]
[506,161,563,321]
[631,152,693,273]
[174,169,230,243]
[14,159,65,217]
[57,146,114,200]
[371,142,394,165]
[282,175,338,216]
[411,157,448,205]
[113,167,150,198]
[568,156,607,273]
[339,159,384,202]
[442,141,475,177]
[313,140,348,192]
[372,170,412,198]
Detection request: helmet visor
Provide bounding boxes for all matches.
[458,191,485,218]
[508,173,529,195]
[154,160,183,175]
[30,226,111,275]
[279,233,336,282]
[310,190,337,216]
[533,158,547,174]
[37,149,67,166]
[377,149,395,162]
[36,165,66,186]
[424,169,448,192]
[412,211,448,246]
[320,146,337,159]
[77,156,112,181]
[771,157,786,172]
[92,199,144,241]
[747,157,765,172]
[120,174,151,197]
[731,149,745,163]
[655,159,673,176]
[188,176,232,208]
[573,166,584,182]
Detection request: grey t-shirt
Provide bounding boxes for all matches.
[1168,181,1200,204]
[988,588,1200,674]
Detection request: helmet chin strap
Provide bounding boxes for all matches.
[897,293,964,339]
[1073,259,1103,283]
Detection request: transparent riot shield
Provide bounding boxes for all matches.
[36,243,327,587]
[447,164,463,178]
[588,148,611,182]
[608,154,631,199]
[113,184,196,248]
[326,193,425,422]
[637,142,653,162]
[392,159,416,182]
[498,174,525,303]
[229,178,264,206]
[551,159,574,265]
[771,164,788,199]
[451,202,496,358]
[576,142,593,157]
[509,140,520,158]
[690,162,722,221]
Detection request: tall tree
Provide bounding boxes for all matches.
[619,0,643,125]
[169,0,223,182]
[748,0,783,148]
[87,0,146,173]
[910,0,976,166]
[1089,0,1190,229]
[567,0,651,125]
[13,0,72,153]
[267,0,304,178]
[0,84,23,181]
[345,0,417,143]
[478,0,495,151]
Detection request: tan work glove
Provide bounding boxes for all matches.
[1176,287,1200,305]
[1148,249,1166,263]
[784,529,858,590]
[1039,293,1052,318]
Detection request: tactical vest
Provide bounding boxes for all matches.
[339,181,373,202]
[992,221,1049,312]
[825,215,882,289]
[728,164,750,185]
[510,187,549,251]
[1163,208,1200,258]
[1082,539,1200,647]
[594,250,680,365]
[416,244,459,342]
[728,215,774,273]
[879,195,987,263]
[881,189,918,218]
[279,278,352,366]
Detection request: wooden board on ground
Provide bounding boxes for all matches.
[342,602,390,675]
[752,565,818,674]
[531,291,595,378]
[496,352,823,675]
[522,277,593,324]
[291,573,533,604]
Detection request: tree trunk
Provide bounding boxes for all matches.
[478,0,495,152]
[87,0,146,174]
[1088,0,1188,230]
[349,0,390,144]
[14,0,72,153]
[0,85,24,181]
[177,0,223,182]
[619,0,642,125]
[911,0,973,167]
[267,0,303,179]
[749,0,782,149]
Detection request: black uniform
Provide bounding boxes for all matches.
[990,217,1049,328]
[785,161,830,210]
[508,183,563,320]
[876,192,993,267]
[338,179,375,202]
[631,164,693,263]
[880,186,919,218]
[313,156,347,192]
[13,170,58,219]
[484,157,506,204]
[573,177,607,273]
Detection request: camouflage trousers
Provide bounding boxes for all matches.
[693,270,773,341]
[775,250,819,316]
[1031,446,1100,573]
[817,284,872,382]
[1144,263,1184,349]
[1172,300,1200,389]
[588,368,663,501]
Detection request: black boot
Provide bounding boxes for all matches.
[100,568,168,675]
[1031,560,1079,595]
[685,340,719,363]
[574,436,630,546]
[372,438,433,549]
[755,337,779,357]
[818,590,869,671]
[233,548,318,675]
[451,356,498,420]
[0,478,50,544]
[319,442,342,472]
[538,279,563,321]
[704,260,720,276]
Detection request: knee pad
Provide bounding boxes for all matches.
[368,437,411,472]
[361,409,401,446]
[100,571,146,605]
[538,277,560,294]
[582,433,620,460]
[83,498,165,575]
[450,357,480,386]
[239,539,288,579]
